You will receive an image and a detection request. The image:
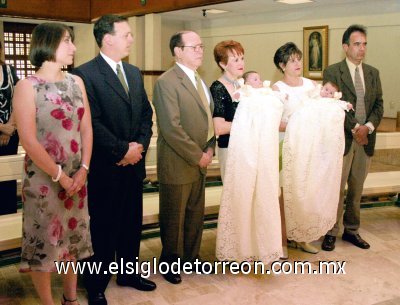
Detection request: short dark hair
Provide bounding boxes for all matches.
[325,80,339,92]
[30,22,74,68]
[243,71,258,82]
[94,14,128,48]
[273,42,302,73]
[342,24,367,45]
[169,31,192,56]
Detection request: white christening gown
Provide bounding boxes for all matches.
[282,89,350,242]
[216,84,284,263]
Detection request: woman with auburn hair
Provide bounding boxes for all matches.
[210,40,244,181]
[13,22,93,305]
[215,40,284,264]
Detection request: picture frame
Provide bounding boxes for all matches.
[303,25,329,80]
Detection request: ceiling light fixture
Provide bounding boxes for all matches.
[275,0,314,4]
[202,8,229,17]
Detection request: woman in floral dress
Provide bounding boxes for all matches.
[13,23,93,305]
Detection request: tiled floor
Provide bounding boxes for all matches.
[0,206,399,305]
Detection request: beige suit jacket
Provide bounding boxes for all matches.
[152,64,215,184]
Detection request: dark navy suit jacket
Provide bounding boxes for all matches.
[74,55,153,179]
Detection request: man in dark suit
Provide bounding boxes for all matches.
[322,24,383,251]
[152,31,215,284]
[74,15,155,305]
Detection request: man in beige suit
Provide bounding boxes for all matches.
[152,30,215,284]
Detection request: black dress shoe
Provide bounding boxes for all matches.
[162,271,182,284]
[321,235,336,251]
[88,292,107,305]
[116,275,157,291]
[342,232,370,249]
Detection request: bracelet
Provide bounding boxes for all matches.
[81,163,89,172]
[51,164,62,182]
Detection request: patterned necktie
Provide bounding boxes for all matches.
[116,64,129,95]
[354,66,366,124]
[195,71,214,142]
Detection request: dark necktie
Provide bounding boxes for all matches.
[116,64,129,95]
[354,66,366,124]
[195,71,214,141]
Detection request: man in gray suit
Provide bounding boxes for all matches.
[322,24,383,251]
[152,31,215,284]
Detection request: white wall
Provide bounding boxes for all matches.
[2,4,399,117]
[73,23,95,67]
[160,18,184,70]
[176,12,400,117]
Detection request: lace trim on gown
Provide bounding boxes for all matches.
[282,97,346,242]
[216,87,284,264]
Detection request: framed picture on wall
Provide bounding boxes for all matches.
[303,25,329,80]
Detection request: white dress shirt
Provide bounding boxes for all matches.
[346,58,374,133]
[100,51,129,91]
[176,62,211,105]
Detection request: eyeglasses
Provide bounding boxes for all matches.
[180,45,204,52]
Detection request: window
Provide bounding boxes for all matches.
[4,22,36,79]
[3,22,73,79]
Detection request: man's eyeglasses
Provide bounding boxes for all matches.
[180,45,204,52]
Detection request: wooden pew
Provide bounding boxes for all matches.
[1,132,400,252]
[0,138,221,183]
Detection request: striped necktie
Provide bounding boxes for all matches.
[116,64,129,95]
[354,66,366,124]
[195,71,214,142]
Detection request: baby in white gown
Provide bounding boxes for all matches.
[236,72,282,101]
[282,81,352,244]
[307,81,353,111]
[243,71,263,88]
[320,81,339,98]
[216,77,284,264]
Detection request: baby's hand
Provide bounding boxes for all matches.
[237,78,244,87]
[263,80,271,88]
[333,92,342,99]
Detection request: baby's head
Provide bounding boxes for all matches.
[243,71,263,88]
[321,81,339,98]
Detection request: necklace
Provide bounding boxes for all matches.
[222,74,239,89]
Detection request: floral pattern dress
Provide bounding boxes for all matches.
[20,73,93,272]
